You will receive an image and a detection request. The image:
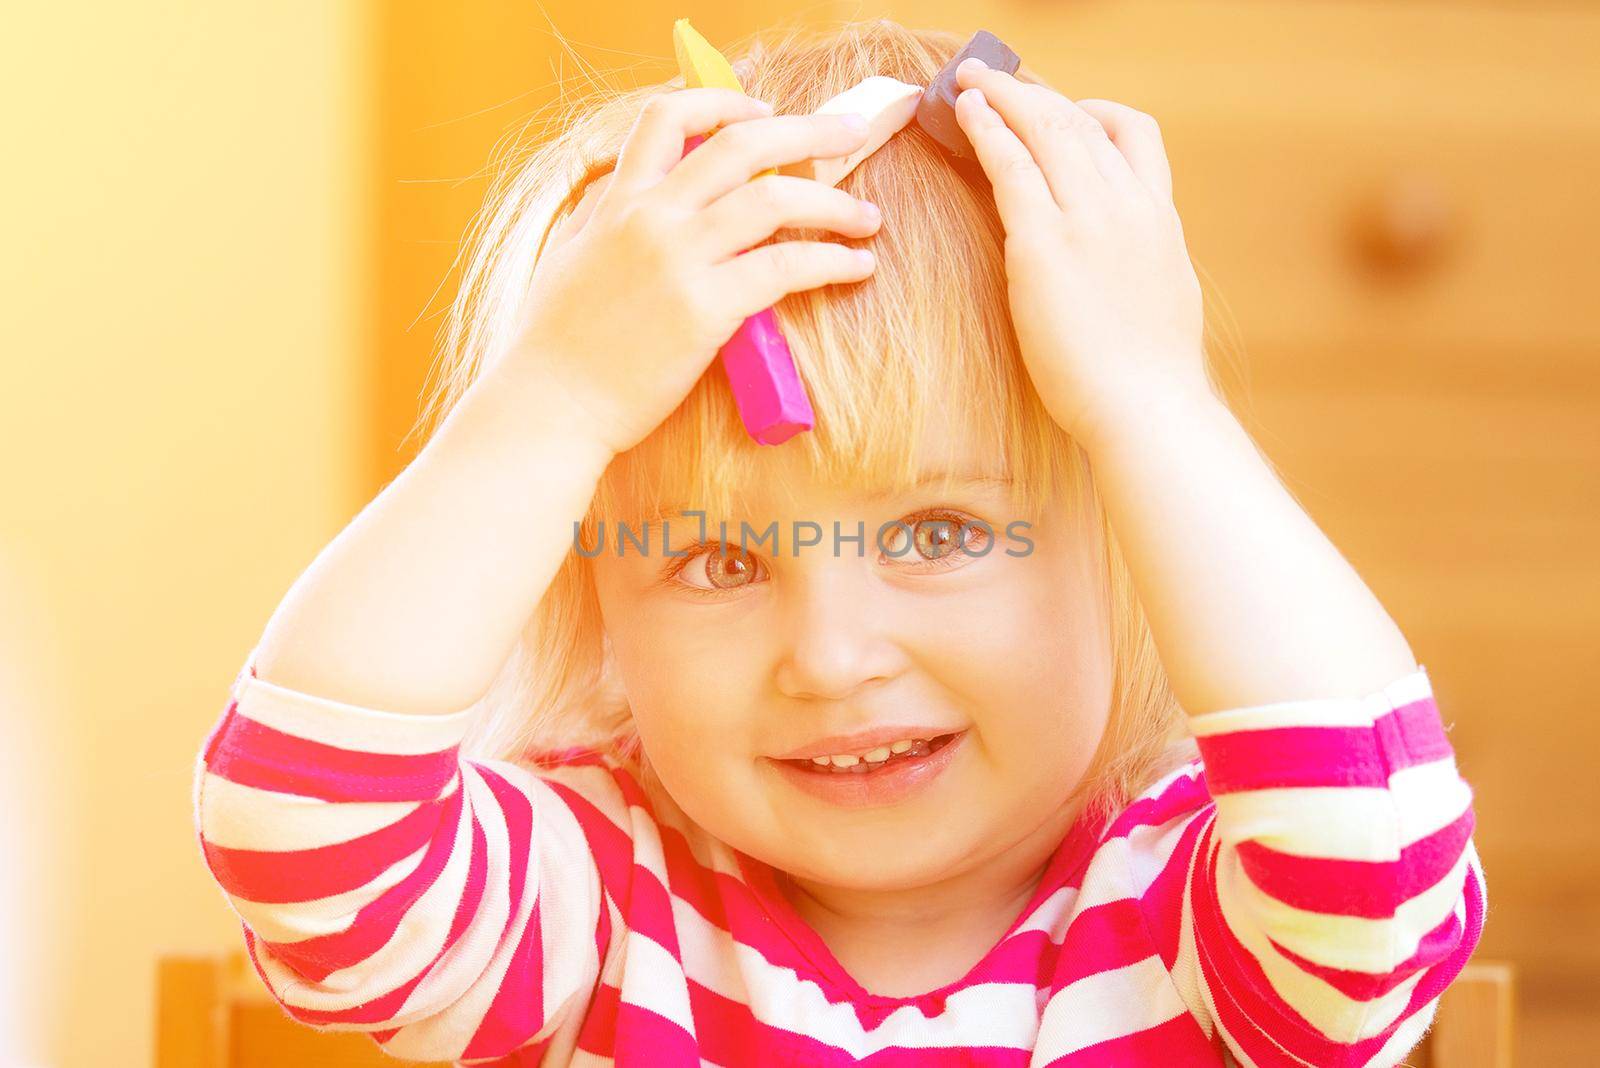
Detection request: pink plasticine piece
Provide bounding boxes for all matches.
[679,133,815,445]
[719,307,815,445]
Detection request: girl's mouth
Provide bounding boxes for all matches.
[781,732,961,774]
[766,730,969,808]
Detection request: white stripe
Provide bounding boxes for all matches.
[1121,804,1209,894]
[232,668,475,755]
[1035,956,1189,1057]
[618,932,697,1037]
[1171,817,1214,1038]
[530,766,609,1038]
[1212,761,1469,861]
[1390,761,1474,846]
[1218,842,1471,975]
[670,893,746,1004]
[227,843,430,944]
[198,771,438,851]
[1188,665,1433,736]
[1371,997,1439,1063]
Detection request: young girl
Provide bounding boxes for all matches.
[193,21,1485,1067]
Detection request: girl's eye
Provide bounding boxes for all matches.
[668,512,987,593]
[674,544,768,592]
[881,512,990,566]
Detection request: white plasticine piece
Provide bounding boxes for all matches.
[778,76,925,187]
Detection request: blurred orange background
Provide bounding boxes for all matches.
[2,2,1596,1066]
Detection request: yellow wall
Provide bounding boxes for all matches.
[0,2,370,1064]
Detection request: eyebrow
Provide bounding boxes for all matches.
[633,473,1016,525]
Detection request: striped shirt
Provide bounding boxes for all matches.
[192,658,1484,1066]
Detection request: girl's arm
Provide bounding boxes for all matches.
[249,363,612,715]
[1081,391,1418,717]
[1085,383,1484,1062]
[952,61,1484,1063]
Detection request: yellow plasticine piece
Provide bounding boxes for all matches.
[672,19,775,177]
[673,19,742,91]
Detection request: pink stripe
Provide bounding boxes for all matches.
[1234,807,1474,918]
[656,818,734,927]
[544,779,636,897]
[610,1002,700,1063]
[462,896,546,1059]
[203,789,460,904]
[1041,1011,1219,1066]
[576,980,620,1058]
[1103,767,1210,840]
[1049,899,1154,990]
[472,765,536,930]
[1137,812,1210,969]
[1198,697,1449,795]
[205,710,460,802]
[624,863,683,958]
[263,795,479,979]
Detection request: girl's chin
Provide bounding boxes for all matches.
[759,822,990,892]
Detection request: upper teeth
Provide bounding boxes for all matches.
[809,738,923,766]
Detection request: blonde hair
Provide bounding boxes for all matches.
[421,19,1223,824]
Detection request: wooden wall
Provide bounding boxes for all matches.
[372,3,1600,1061]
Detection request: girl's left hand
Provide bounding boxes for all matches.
[953,59,1212,451]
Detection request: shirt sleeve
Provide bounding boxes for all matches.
[191,654,627,1063]
[1180,664,1486,1067]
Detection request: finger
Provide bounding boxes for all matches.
[1074,99,1174,203]
[548,171,615,249]
[664,112,871,207]
[698,175,881,260]
[715,239,875,312]
[955,61,1123,206]
[610,88,773,198]
[952,87,1058,232]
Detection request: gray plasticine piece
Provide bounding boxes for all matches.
[915,30,1022,160]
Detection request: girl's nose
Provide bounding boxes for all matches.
[772,563,911,702]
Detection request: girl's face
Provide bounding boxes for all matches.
[590,410,1114,891]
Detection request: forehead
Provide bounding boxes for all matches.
[604,387,1021,525]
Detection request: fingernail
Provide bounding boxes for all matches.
[752,97,774,113]
[854,248,876,269]
[958,56,989,74]
[859,200,881,223]
[841,113,868,133]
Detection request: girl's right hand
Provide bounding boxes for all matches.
[504,88,882,458]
